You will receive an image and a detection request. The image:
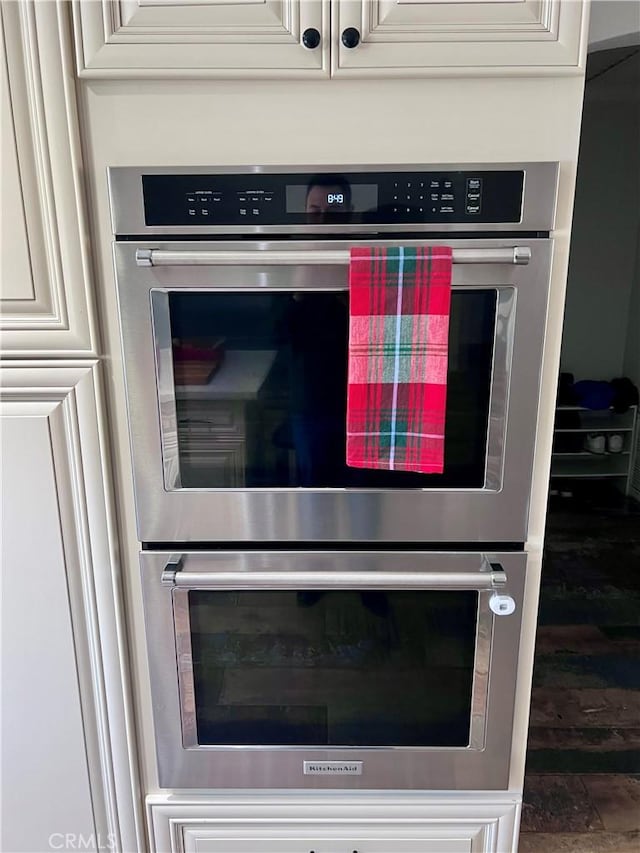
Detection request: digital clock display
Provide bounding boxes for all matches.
[286,182,378,215]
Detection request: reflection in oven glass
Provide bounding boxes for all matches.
[169,290,496,490]
[188,589,477,747]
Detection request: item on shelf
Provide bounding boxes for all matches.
[557,375,639,413]
[557,371,577,405]
[607,433,624,454]
[610,377,640,414]
[585,433,606,454]
[573,380,616,411]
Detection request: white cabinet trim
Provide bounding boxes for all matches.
[147,796,520,853]
[0,362,144,853]
[1,2,97,355]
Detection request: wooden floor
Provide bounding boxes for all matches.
[519,486,640,852]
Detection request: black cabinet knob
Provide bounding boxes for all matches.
[302,28,321,49]
[341,27,360,48]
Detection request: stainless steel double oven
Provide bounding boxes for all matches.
[110,163,557,790]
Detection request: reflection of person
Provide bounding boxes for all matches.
[284,292,348,487]
[305,173,352,222]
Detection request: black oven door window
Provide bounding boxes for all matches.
[167,290,496,489]
[186,589,478,747]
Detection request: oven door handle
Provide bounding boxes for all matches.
[161,565,509,591]
[136,247,531,267]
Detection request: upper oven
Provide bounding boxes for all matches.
[109,164,557,544]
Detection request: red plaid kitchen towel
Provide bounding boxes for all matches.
[346,246,452,474]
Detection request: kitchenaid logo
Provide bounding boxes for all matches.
[303,761,363,776]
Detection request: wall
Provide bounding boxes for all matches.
[623,233,640,387]
[560,48,640,382]
[588,0,640,51]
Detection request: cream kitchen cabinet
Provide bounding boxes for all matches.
[1,1,97,356]
[333,0,587,76]
[72,0,329,78]
[0,362,141,853]
[148,797,520,853]
[71,0,587,79]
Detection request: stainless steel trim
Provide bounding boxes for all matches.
[140,550,527,789]
[469,591,493,751]
[115,236,552,542]
[108,162,558,235]
[173,590,198,749]
[136,247,531,268]
[150,290,181,490]
[484,287,512,492]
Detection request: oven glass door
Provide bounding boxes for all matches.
[142,551,526,789]
[116,239,552,541]
[163,289,497,490]
[181,587,480,749]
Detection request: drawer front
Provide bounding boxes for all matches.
[148,799,519,853]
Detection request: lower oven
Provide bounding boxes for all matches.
[141,549,526,790]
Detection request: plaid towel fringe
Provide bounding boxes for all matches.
[346,246,452,474]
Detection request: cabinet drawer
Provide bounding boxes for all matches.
[148,798,519,853]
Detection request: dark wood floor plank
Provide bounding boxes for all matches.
[529,688,640,728]
[521,775,603,833]
[519,830,640,852]
[582,775,640,832]
[527,726,640,752]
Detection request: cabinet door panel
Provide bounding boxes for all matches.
[0,363,142,853]
[1,410,96,853]
[333,0,586,76]
[73,0,328,77]
[0,2,96,354]
[148,800,520,853]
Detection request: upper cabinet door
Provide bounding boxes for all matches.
[73,0,328,78]
[1,2,96,355]
[332,0,587,77]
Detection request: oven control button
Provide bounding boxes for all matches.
[490,593,516,616]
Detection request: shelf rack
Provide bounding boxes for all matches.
[551,404,638,494]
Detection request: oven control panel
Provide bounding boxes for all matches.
[141,169,524,228]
